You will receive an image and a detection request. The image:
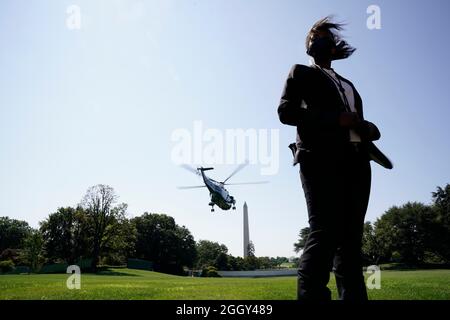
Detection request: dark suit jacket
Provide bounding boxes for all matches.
[278,64,377,165]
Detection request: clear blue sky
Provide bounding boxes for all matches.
[1,0,449,258]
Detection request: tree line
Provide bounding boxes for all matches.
[294,184,450,267]
[0,184,292,275]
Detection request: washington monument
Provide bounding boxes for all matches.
[243,202,250,258]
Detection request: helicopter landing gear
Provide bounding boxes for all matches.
[211,208,215,212]
[230,196,236,210]
[209,202,215,212]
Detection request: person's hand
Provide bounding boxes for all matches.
[338,112,361,128]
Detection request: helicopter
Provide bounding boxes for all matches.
[178,162,268,212]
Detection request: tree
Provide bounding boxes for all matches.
[0,217,32,252]
[214,252,229,271]
[132,213,196,275]
[20,230,45,272]
[294,227,310,254]
[430,184,450,263]
[290,257,300,267]
[39,207,90,264]
[173,225,197,271]
[80,184,124,271]
[227,255,245,271]
[374,202,434,264]
[257,256,272,269]
[97,203,137,266]
[269,257,281,268]
[195,240,228,269]
[361,222,384,265]
[247,241,255,257]
[244,241,259,270]
[0,249,21,265]
[271,256,289,267]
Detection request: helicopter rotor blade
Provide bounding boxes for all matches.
[225,181,269,186]
[180,164,200,176]
[222,161,249,184]
[177,185,206,189]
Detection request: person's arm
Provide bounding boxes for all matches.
[352,89,381,141]
[277,64,351,129]
[277,64,305,126]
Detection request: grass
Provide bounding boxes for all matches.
[0,268,449,300]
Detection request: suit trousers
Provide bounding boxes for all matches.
[297,143,371,301]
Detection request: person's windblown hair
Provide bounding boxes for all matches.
[305,16,356,60]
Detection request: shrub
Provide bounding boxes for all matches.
[201,266,221,277]
[0,249,21,264]
[0,260,15,273]
[391,251,402,263]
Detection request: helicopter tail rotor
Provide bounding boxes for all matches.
[180,164,215,176]
[197,167,214,172]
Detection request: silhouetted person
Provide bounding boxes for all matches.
[278,17,384,301]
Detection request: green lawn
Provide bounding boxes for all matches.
[0,268,449,300]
